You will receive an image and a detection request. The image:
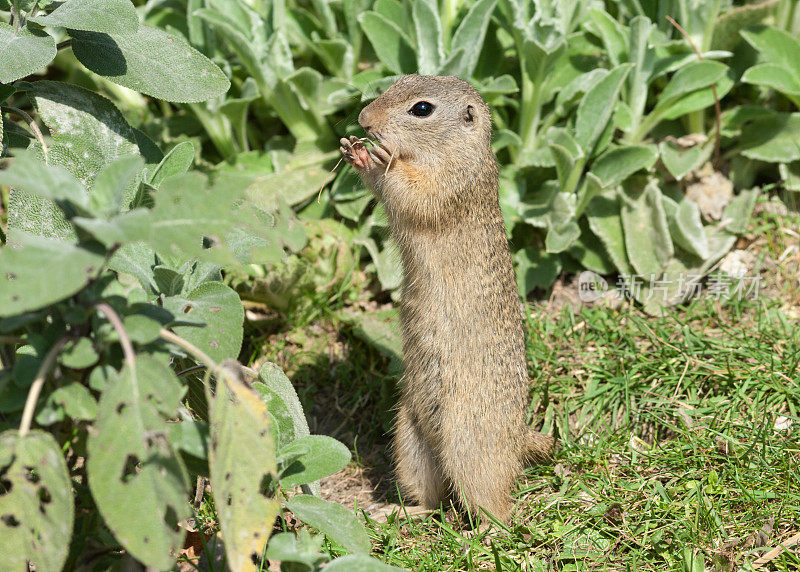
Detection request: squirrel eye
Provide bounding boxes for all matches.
[409,101,435,117]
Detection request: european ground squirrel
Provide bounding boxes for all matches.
[340,75,554,522]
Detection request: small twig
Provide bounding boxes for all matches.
[665,15,722,169]
[193,476,207,507]
[19,337,68,438]
[177,364,207,377]
[159,329,218,372]
[0,335,25,345]
[56,39,72,51]
[318,155,345,203]
[4,107,49,163]
[384,148,395,176]
[751,531,800,569]
[95,303,135,370]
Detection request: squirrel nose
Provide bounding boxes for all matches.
[358,107,372,132]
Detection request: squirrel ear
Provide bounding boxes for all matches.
[462,104,476,128]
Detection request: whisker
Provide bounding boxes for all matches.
[318,155,346,203]
[384,148,395,175]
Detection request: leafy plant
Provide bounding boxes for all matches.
[0,138,395,570]
[0,2,394,567]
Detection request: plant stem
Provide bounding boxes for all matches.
[159,328,218,373]
[4,107,48,163]
[95,303,135,370]
[19,337,68,438]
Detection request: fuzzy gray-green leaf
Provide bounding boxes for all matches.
[71,26,230,103]
[278,435,351,487]
[162,281,244,362]
[0,235,105,317]
[620,180,673,279]
[575,64,632,155]
[32,0,138,34]
[86,357,189,569]
[358,12,415,74]
[741,112,800,163]
[209,369,280,570]
[0,430,74,572]
[0,23,56,84]
[286,495,370,554]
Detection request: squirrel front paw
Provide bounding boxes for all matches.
[339,136,393,174]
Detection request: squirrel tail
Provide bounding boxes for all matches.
[524,427,556,464]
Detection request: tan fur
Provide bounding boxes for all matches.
[339,75,554,522]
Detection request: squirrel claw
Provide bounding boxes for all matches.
[340,136,377,172]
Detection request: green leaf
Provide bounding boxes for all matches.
[664,197,710,259]
[0,430,74,572]
[449,0,497,78]
[342,308,403,370]
[412,0,443,75]
[514,248,562,295]
[31,0,138,34]
[209,368,280,570]
[324,554,406,571]
[89,155,145,217]
[741,112,800,163]
[522,37,566,86]
[740,26,800,80]
[278,435,351,488]
[585,192,633,276]
[24,81,163,181]
[549,143,576,193]
[659,73,734,121]
[162,281,244,362]
[71,26,230,103]
[148,141,194,188]
[722,187,759,235]
[246,157,337,209]
[590,145,657,188]
[358,12,415,74]
[620,180,673,279]
[265,531,327,570]
[170,419,209,460]
[659,142,710,181]
[575,64,632,155]
[585,8,627,66]
[0,23,56,84]
[60,337,100,369]
[0,149,90,210]
[285,495,370,554]
[42,380,98,421]
[626,16,655,125]
[568,219,616,275]
[545,220,581,253]
[86,357,189,569]
[254,362,311,448]
[741,62,800,96]
[658,61,727,106]
[779,161,800,192]
[0,235,105,317]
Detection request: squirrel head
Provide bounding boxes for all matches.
[358,75,493,167]
[356,75,497,232]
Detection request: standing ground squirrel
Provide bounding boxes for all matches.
[340,75,554,522]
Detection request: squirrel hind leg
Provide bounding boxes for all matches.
[440,437,520,524]
[524,427,556,464]
[393,406,447,509]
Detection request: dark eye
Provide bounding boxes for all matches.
[409,101,435,117]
